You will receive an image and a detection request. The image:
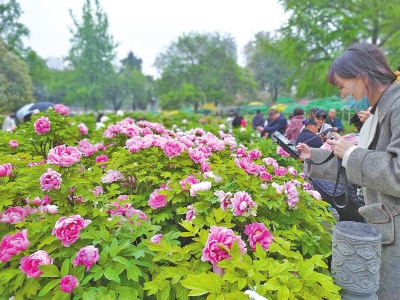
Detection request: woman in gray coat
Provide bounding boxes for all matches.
[297,43,400,299]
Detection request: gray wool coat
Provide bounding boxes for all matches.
[304,81,400,300]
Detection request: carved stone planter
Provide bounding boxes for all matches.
[331,221,381,300]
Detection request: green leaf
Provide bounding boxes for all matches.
[113,256,132,267]
[230,240,241,260]
[38,279,60,297]
[104,268,120,283]
[39,264,60,278]
[110,239,118,258]
[157,284,171,300]
[93,269,104,281]
[277,285,290,300]
[181,273,223,296]
[60,259,70,277]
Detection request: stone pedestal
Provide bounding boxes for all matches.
[331,221,381,300]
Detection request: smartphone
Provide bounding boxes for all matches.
[272,131,300,159]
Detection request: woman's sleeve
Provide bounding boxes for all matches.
[303,148,339,181]
[346,109,400,198]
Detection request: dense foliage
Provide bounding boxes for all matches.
[0,108,340,299]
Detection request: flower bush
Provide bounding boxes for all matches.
[0,108,339,299]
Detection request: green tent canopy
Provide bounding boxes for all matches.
[282,103,308,114]
[239,105,269,115]
[304,96,345,112]
[276,97,295,104]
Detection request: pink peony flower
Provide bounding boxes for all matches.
[47,145,82,167]
[0,207,29,224]
[95,154,108,164]
[52,215,91,247]
[41,204,58,214]
[60,275,78,293]
[244,222,274,251]
[214,190,233,211]
[248,149,262,160]
[40,168,62,191]
[101,170,125,184]
[78,123,88,135]
[8,140,18,148]
[91,186,104,197]
[203,171,222,183]
[235,157,260,175]
[77,140,97,157]
[186,205,196,221]
[188,148,206,163]
[230,191,257,217]
[271,182,284,194]
[162,141,185,158]
[34,116,51,135]
[307,190,322,200]
[303,182,312,190]
[287,166,298,176]
[54,104,69,115]
[0,163,13,177]
[200,162,211,172]
[276,146,290,157]
[201,226,246,266]
[150,233,163,244]
[73,245,100,271]
[262,157,279,169]
[236,147,247,157]
[148,189,168,209]
[284,182,299,207]
[0,229,30,262]
[26,195,51,206]
[19,250,53,278]
[179,175,200,191]
[274,166,287,177]
[299,172,306,179]
[259,171,272,182]
[189,181,212,196]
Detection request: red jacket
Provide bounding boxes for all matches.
[285,115,304,141]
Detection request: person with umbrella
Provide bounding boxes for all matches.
[16,102,55,123]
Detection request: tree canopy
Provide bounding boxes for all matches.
[277,0,400,98]
[0,37,34,113]
[66,0,118,110]
[245,32,294,103]
[155,32,255,110]
[0,0,29,52]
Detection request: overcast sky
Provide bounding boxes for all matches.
[18,0,287,77]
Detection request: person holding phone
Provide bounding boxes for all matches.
[297,43,400,299]
[314,109,333,140]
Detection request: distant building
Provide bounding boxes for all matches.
[46,57,64,70]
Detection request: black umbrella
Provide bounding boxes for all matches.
[29,101,55,113]
[17,101,55,123]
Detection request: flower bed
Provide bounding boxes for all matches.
[0,108,340,299]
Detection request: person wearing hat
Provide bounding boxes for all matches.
[256,109,287,138]
[295,118,323,148]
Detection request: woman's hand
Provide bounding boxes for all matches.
[326,132,355,158]
[358,107,372,123]
[296,143,312,161]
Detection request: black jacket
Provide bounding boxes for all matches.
[296,129,323,148]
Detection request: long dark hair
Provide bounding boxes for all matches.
[327,43,397,97]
